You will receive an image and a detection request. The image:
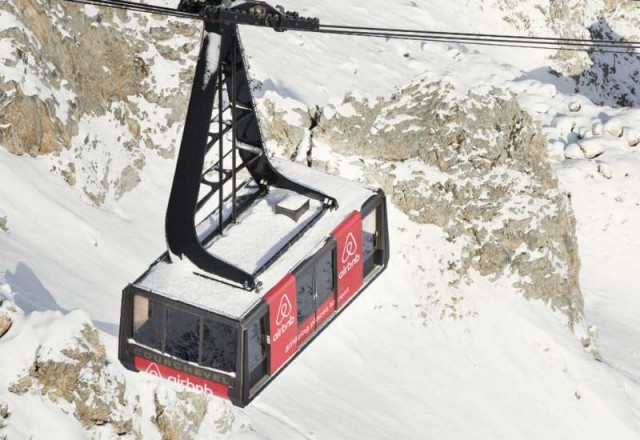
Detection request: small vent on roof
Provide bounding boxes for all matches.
[276,194,310,222]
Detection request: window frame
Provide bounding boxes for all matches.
[361,194,386,279]
[240,302,270,400]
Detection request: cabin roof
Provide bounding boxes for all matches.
[134,158,377,320]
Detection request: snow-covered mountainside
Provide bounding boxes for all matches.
[1,0,640,439]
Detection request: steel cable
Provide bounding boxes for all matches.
[315,28,640,54]
[59,0,640,54]
[320,23,640,47]
[63,0,198,19]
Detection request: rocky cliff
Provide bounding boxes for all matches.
[489,0,640,106]
[0,295,252,440]
[0,0,199,204]
[260,76,586,331]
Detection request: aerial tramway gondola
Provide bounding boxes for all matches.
[114,1,390,406]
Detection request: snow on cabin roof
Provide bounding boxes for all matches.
[136,158,377,320]
[204,187,324,275]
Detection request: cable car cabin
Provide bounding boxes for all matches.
[119,158,389,406]
[116,7,389,407]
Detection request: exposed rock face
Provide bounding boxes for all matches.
[0,301,252,439]
[489,0,640,107]
[259,94,313,159]
[0,400,9,431]
[0,299,14,339]
[0,209,7,232]
[0,315,11,340]
[9,311,137,436]
[154,386,209,440]
[315,77,584,327]
[0,0,199,203]
[0,319,10,341]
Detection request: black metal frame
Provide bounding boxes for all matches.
[361,189,390,279]
[165,21,336,291]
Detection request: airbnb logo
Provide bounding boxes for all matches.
[339,232,361,280]
[342,233,358,263]
[273,293,295,343]
[276,294,292,325]
[145,362,162,377]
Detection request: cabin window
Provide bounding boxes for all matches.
[362,209,377,261]
[165,306,200,363]
[131,293,238,373]
[297,268,315,325]
[315,250,335,306]
[132,294,164,352]
[246,317,268,389]
[362,207,380,277]
[202,318,238,372]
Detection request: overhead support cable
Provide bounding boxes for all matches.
[314,28,640,54]
[319,24,640,47]
[63,0,198,19]
[59,0,640,54]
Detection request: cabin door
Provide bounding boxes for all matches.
[294,244,337,345]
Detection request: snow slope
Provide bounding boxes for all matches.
[1,0,640,438]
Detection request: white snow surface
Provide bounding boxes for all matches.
[0,0,640,439]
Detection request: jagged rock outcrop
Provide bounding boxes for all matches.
[0,0,199,203]
[255,76,587,327]
[0,297,15,339]
[9,311,138,437]
[0,401,9,431]
[0,209,7,232]
[0,312,12,340]
[153,386,209,440]
[259,96,312,158]
[489,0,640,107]
[0,303,251,439]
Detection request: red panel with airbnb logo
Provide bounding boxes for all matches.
[264,274,298,374]
[332,211,364,309]
[134,357,229,399]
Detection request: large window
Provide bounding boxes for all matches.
[246,318,268,389]
[362,208,379,277]
[165,306,200,363]
[296,248,336,326]
[132,294,238,373]
[133,295,164,352]
[202,318,237,372]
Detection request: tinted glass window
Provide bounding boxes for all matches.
[297,268,314,325]
[362,209,377,260]
[132,295,164,351]
[247,320,265,369]
[316,250,334,306]
[246,318,268,389]
[202,319,238,372]
[131,295,239,374]
[165,306,200,363]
